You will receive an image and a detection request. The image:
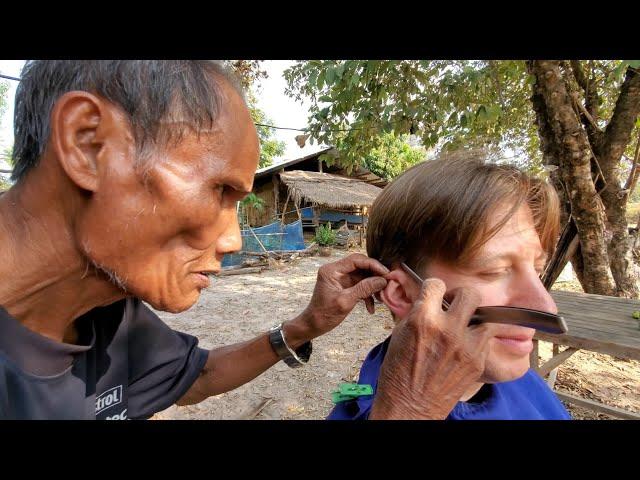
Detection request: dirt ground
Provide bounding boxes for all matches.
[152,249,640,420]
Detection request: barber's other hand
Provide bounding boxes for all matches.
[293,253,389,339]
[369,278,500,420]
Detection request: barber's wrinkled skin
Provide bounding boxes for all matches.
[0,72,389,403]
[371,205,557,419]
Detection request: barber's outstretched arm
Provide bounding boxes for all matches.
[177,254,389,406]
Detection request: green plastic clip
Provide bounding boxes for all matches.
[338,383,373,396]
[331,383,374,404]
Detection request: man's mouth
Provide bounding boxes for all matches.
[493,327,535,355]
[198,270,219,276]
[192,270,218,288]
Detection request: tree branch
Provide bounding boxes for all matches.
[568,60,604,148]
[601,67,640,168]
[571,91,602,132]
[570,60,589,92]
[570,60,601,118]
[624,132,640,194]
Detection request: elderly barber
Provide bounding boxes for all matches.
[0,60,389,420]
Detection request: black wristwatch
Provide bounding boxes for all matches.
[268,323,312,368]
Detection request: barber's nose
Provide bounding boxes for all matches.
[216,209,242,255]
[512,271,558,314]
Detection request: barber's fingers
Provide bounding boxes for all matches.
[446,286,482,332]
[364,296,376,314]
[466,323,502,351]
[413,278,448,318]
[334,253,390,277]
[345,276,388,303]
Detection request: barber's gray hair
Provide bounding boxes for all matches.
[11,60,244,182]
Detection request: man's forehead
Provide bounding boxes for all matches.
[472,229,547,264]
[468,208,546,262]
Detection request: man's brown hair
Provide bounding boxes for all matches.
[366,150,560,274]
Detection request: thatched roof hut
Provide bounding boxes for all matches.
[279,170,382,209]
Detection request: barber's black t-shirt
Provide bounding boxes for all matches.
[0,298,209,420]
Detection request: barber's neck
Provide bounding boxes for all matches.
[0,161,125,343]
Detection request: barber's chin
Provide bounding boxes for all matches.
[147,291,199,314]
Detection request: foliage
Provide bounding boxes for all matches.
[315,222,336,246]
[240,192,265,212]
[362,132,426,179]
[284,60,637,175]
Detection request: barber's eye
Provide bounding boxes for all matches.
[212,184,224,197]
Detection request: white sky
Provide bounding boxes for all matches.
[0,60,324,172]
[0,60,24,169]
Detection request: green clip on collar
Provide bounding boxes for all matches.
[331,383,374,404]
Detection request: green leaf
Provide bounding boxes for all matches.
[628,60,640,69]
[317,71,325,89]
[487,105,502,121]
[318,95,333,103]
[613,61,629,80]
[476,105,488,122]
[326,67,337,86]
[443,77,456,87]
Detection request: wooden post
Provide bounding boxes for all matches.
[530,339,539,371]
[538,345,578,378]
[547,343,560,388]
[247,225,268,253]
[272,175,280,221]
[281,190,291,224]
[554,391,640,420]
[294,200,301,223]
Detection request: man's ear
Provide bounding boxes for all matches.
[49,91,126,192]
[380,268,420,321]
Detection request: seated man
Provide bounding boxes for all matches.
[328,152,571,420]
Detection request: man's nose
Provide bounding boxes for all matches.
[216,208,242,255]
[511,270,558,314]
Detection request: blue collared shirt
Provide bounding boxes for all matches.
[327,337,571,420]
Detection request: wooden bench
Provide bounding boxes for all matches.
[529,290,640,419]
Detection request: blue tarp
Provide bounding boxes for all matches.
[318,211,365,225]
[300,206,365,225]
[222,220,306,268]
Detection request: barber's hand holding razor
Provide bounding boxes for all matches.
[369,278,500,420]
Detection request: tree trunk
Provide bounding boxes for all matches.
[594,67,640,297]
[529,60,617,296]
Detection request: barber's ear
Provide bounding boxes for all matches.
[380,268,420,321]
[49,91,123,192]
